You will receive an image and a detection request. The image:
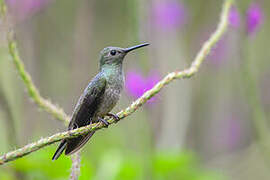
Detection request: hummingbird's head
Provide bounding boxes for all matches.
[99,43,149,69]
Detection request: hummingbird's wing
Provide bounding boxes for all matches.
[52,75,107,160]
[68,75,107,130]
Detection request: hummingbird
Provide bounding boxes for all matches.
[52,43,150,160]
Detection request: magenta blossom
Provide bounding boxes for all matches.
[229,6,240,28]
[152,0,187,31]
[246,3,264,35]
[6,0,50,21]
[126,70,160,103]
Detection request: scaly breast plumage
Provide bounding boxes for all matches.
[96,87,122,116]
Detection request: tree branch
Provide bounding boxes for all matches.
[7,34,70,123]
[70,152,81,180]
[0,0,234,165]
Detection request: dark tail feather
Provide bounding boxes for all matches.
[65,131,95,155]
[52,140,67,160]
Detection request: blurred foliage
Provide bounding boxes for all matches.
[0,147,224,180]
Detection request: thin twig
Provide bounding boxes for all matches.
[70,152,81,180]
[7,35,70,123]
[2,1,74,178]
[0,0,234,165]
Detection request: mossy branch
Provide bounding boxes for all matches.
[0,0,233,165]
[8,35,70,124]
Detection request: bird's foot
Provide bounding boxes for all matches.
[73,122,79,129]
[98,117,109,128]
[106,113,120,122]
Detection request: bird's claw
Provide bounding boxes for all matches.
[106,113,120,122]
[98,117,109,128]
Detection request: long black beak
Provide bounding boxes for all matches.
[124,43,150,53]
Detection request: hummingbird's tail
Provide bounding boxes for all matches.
[52,131,95,160]
[52,140,67,160]
[65,131,96,155]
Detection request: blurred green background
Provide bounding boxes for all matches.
[0,0,270,179]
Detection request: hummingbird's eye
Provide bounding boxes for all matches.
[110,50,117,56]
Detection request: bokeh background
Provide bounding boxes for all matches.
[0,0,270,179]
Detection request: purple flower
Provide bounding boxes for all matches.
[229,6,240,28]
[152,0,187,31]
[246,3,264,35]
[6,0,50,20]
[126,70,160,103]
